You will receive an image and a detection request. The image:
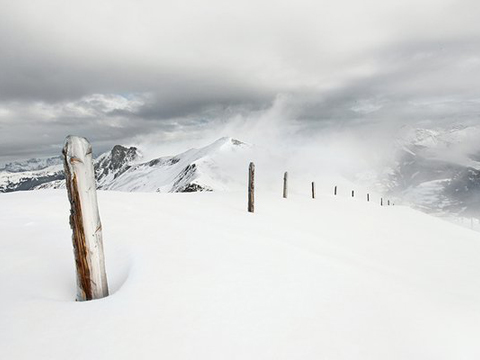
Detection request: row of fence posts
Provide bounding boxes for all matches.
[61,137,398,302]
[351,188,392,206]
[247,162,394,213]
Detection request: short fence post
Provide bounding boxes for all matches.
[311,181,315,199]
[381,198,383,206]
[387,200,390,206]
[63,135,109,301]
[367,193,370,202]
[283,171,288,198]
[352,190,355,197]
[334,186,337,195]
[248,162,255,213]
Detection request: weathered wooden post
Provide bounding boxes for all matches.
[63,135,109,301]
[334,186,337,195]
[351,190,355,197]
[248,162,255,213]
[380,198,383,206]
[283,171,288,198]
[367,193,370,202]
[311,181,315,199]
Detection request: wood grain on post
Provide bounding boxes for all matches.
[63,136,109,301]
[248,162,255,213]
[283,171,288,198]
[311,181,315,199]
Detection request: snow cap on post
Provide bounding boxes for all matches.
[63,135,109,301]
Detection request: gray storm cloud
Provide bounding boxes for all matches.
[1,0,480,162]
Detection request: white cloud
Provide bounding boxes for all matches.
[1,0,480,161]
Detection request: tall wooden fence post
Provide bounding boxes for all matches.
[311,181,315,199]
[248,162,255,213]
[283,171,288,198]
[63,135,109,301]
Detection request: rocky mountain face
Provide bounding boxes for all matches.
[0,137,250,194]
[0,170,64,193]
[95,145,140,188]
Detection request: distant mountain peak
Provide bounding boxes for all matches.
[109,145,139,168]
[201,137,249,154]
[210,137,247,147]
[231,138,246,146]
[0,156,63,173]
[95,145,141,187]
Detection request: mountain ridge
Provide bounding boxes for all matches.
[0,137,250,193]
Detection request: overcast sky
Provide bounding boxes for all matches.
[1,0,480,162]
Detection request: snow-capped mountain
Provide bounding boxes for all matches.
[95,144,142,188]
[100,137,250,193]
[0,156,63,173]
[0,155,66,192]
[0,163,64,192]
[379,125,480,217]
[0,137,251,193]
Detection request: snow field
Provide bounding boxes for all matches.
[1,189,480,359]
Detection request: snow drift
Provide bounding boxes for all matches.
[1,189,480,359]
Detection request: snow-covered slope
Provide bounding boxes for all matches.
[103,137,251,192]
[1,189,480,359]
[0,163,64,192]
